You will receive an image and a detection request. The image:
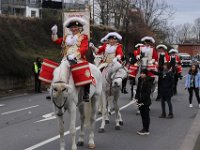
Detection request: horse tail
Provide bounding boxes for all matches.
[84,100,92,128]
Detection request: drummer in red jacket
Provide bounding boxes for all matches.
[51,17,90,102]
[168,49,183,95]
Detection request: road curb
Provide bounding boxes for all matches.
[179,109,200,150]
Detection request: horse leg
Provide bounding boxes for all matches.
[69,104,77,150]
[105,96,110,124]
[99,91,106,133]
[97,95,102,115]
[57,115,65,150]
[77,102,85,146]
[113,94,120,130]
[88,95,98,149]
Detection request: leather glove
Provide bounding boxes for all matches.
[89,42,95,48]
[113,57,118,63]
[136,55,140,60]
[67,54,75,60]
[51,25,58,35]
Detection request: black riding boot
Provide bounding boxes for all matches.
[83,84,90,102]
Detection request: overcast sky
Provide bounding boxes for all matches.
[166,0,200,25]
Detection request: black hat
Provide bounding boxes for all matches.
[63,17,86,28]
[66,21,83,28]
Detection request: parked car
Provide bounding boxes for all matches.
[178,53,192,67]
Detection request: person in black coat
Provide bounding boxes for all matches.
[135,69,154,135]
[151,62,174,118]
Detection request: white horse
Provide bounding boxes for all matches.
[93,52,103,67]
[50,58,102,150]
[99,61,128,132]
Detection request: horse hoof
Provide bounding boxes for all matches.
[98,128,105,133]
[88,143,96,149]
[119,121,124,126]
[98,111,102,115]
[115,126,120,130]
[105,120,110,124]
[77,141,84,146]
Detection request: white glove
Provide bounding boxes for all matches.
[68,54,75,60]
[113,57,118,63]
[89,42,95,48]
[51,25,58,35]
[136,55,140,60]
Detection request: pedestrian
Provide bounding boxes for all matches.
[151,62,174,118]
[32,57,42,93]
[155,44,170,101]
[185,64,200,108]
[135,69,153,135]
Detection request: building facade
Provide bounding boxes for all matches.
[1,0,41,17]
[177,44,200,56]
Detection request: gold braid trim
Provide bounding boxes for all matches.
[61,34,84,58]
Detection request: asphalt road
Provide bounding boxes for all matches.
[0,68,199,150]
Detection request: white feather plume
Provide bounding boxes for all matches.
[156,44,167,50]
[141,36,155,43]
[63,17,86,27]
[104,32,122,40]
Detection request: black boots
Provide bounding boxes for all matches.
[83,84,90,102]
[121,88,128,94]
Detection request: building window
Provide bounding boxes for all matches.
[30,0,36,4]
[31,10,36,17]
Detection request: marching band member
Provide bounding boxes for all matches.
[128,43,143,100]
[51,17,90,102]
[155,44,170,101]
[136,36,158,77]
[90,32,123,70]
[168,49,183,95]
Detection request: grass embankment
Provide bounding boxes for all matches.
[0,15,61,78]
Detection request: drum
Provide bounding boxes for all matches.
[147,65,157,77]
[71,61,92,86]
[39,59,59,83]
[128,65,139,78]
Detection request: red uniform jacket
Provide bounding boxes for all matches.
[137,46,158,62]
[97,43,123,58]
[53,34,89,59]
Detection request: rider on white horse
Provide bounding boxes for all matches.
[51,17,91,102]
[90,32,123,70]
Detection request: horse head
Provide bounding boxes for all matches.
[109,61,128,89]
[50,81,72,116]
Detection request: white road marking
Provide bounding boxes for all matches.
[0,104,5,107]
[1,105,39,115]
[34,112,56,123]
[24,100,135,150]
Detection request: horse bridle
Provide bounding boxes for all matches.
[52,81,68,116]
[106,66,126,84]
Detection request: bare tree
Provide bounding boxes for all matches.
[193,17,200,43]
[133,0,174,31]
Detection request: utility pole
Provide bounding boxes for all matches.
[92,0,94,23]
